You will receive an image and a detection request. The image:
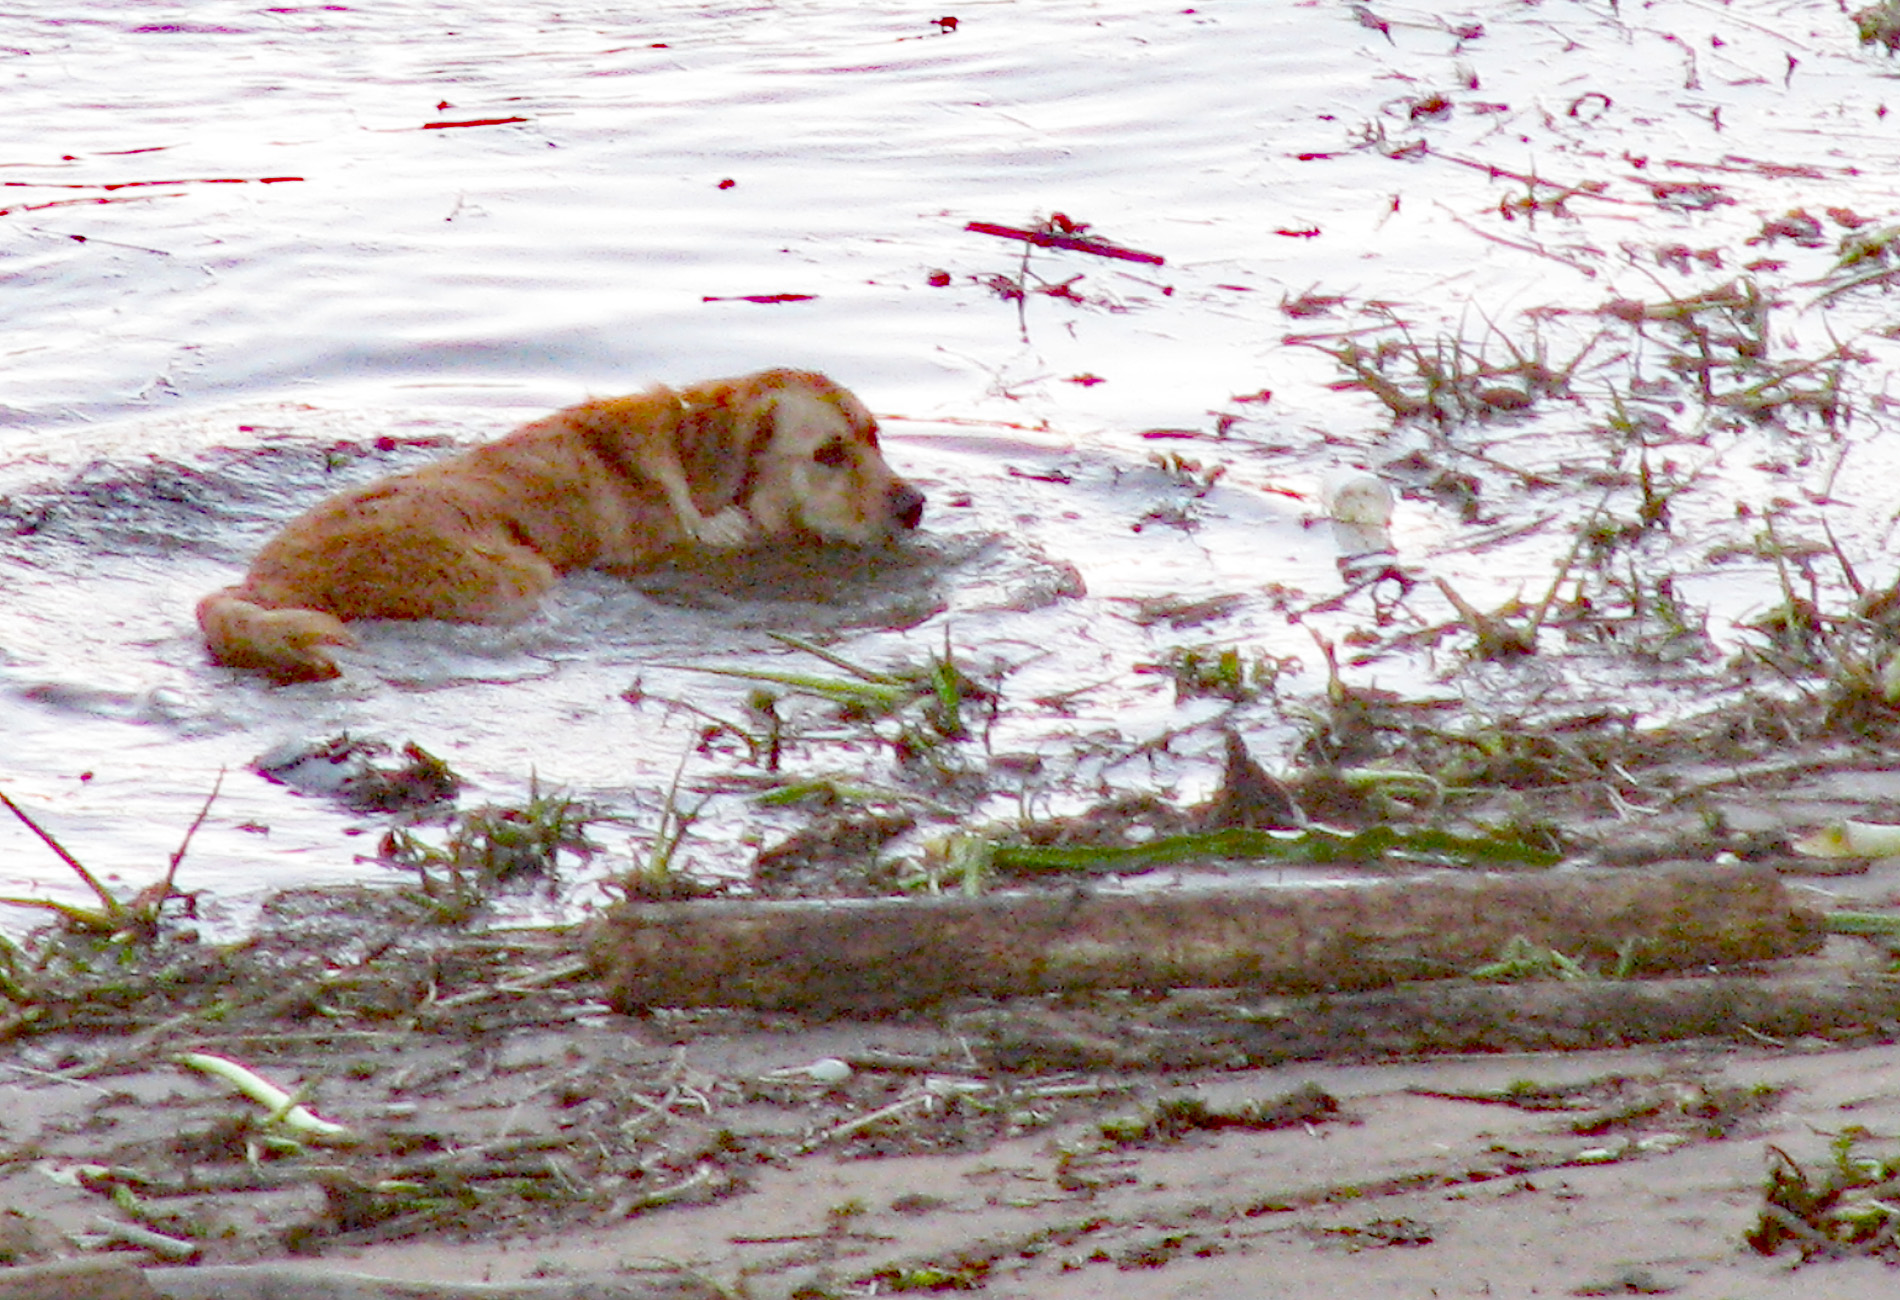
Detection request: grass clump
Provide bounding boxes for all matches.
[1750,1129,1900,1261]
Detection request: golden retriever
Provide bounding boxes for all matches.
[197,368,925,682]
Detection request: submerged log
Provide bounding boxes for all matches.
[587,864,1822,1015]
[960,971,1900,1073]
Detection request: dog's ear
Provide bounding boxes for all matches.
[671,374,784,509]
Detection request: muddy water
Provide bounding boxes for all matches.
[5,1,1900,921]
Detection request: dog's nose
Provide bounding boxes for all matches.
[889,482,925,530]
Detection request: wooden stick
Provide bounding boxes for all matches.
[587,864,1819,1014]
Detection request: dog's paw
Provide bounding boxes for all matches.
[691,506,756,549]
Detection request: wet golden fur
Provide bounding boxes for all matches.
[197,368,924,682]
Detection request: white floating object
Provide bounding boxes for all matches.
[1320,470,1395,527]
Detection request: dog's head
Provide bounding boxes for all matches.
[706,369,925,545]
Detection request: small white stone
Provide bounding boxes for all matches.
[769,1057,853,1084]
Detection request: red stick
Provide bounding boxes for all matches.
[964,220,1165,266]
[701,293,818,304]
[421,116,530,130]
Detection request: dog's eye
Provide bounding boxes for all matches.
[812,438,850,469]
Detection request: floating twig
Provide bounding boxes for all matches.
[0,789,123,921]
[964,219,1165,265]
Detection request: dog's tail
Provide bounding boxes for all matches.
[197,589,357,683]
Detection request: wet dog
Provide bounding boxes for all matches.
[197,368,925,682]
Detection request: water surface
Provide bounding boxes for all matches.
[5,1,1899,920]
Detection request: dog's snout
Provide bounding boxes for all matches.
[889,482,925,530]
